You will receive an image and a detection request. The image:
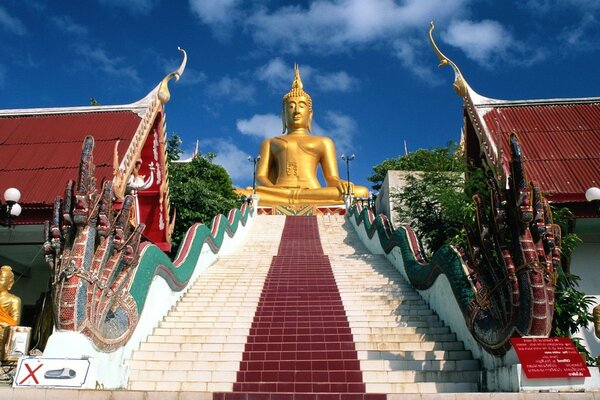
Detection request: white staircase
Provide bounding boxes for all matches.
[127,214,481,395]
[127,215,286,391]
[319,214,481,393]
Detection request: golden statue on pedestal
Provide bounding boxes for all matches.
[594,304,600,339]
[0,266,21,340]
[239,65,368,207]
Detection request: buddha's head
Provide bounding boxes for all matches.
[0,265,14,292]
[282,65,313,134]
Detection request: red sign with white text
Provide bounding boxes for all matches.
[511,337,590,379]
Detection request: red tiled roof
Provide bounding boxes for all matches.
[0,111,141,208]
[473,99,600,204]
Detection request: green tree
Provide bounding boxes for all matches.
[383,144,477,253]
[392,170,475,254]
[167,143,240,251]
[166,133,183,162]
[368,144,462,191]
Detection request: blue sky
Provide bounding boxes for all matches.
[2,0,600,191]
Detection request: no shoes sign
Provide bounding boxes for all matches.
[13,357,91,388]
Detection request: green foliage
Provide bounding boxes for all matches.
[166,133,183,162]
[393,171,474,254]
[368,144,463,191]
[550,206,582,270]
[168,148,240,251]
[551,269,595,363]
[385,144,478,254]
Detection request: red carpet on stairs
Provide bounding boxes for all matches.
[215,216,385,400]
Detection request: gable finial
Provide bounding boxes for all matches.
[428,22,468,98]
[158,47,187,104]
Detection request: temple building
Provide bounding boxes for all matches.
[433,23,600,357]
[0,50,186,328]
[459,84,600,358]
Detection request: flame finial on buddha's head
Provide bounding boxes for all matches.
[282,64,312,112]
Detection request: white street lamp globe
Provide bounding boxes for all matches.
[3,188,21,204]
[585,187,600,202]
[9,203,21,217]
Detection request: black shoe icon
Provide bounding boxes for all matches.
[44,368,76,379]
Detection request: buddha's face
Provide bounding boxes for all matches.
[0,270,13,291]
[284,96,312,132]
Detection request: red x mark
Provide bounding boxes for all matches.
[19,362,43,385]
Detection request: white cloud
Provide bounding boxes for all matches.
[0,6,27,35]
[189,0,240,40]
[257,58,292,90]
[315,71,359,92]
[51,15,88,36]
[203,139,253,184]
[237,110,358,155]
[558,12,600,51]
[257,59,358,93]
[522,0,600,12]
[207,76,256,102]
[442,19,513,65]
[164,57,206,86]
[312,111,358,156]
[178,68,207,86]
[237,114,282,139]
[393,38,442,83]
[247,0,468,53]
[244,0,469,81]
[74,44,141,84]
[99,0,160,15]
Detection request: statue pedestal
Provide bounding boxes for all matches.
[1,326,31,362]
[257,203,346,216]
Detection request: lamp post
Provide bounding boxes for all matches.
[2,188,22,227]
[585,187,600,214]
[340,154,355,197]
[248,155,261,195]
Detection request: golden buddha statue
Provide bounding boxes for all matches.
[0,265,21,340]
[594,304,600,339]
[239,65,368,207]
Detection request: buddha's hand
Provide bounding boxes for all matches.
[336,179,354,196]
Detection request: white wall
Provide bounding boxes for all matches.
[374,171,418,226]
[570,240,600,357]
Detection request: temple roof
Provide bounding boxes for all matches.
[467,95,600,205]
[0,98,151,222]
[428,22,600,211]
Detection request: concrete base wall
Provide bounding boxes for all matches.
[349,212,600,392]
[42,210,255,389]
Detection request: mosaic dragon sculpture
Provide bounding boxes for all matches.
[350,134,559,355]
[44,136,251,351]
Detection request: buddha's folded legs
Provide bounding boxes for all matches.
[237,185,369,207]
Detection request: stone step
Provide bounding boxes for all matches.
[354,341,464,352]
[352,332,457,342]
[357,349,474,361]
[365,382,478,394]
[360,358,480,371]
[345,315,441,323]
[130,348,244,361]
[351,326,450,335]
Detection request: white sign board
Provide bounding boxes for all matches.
[13,357,91,388]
